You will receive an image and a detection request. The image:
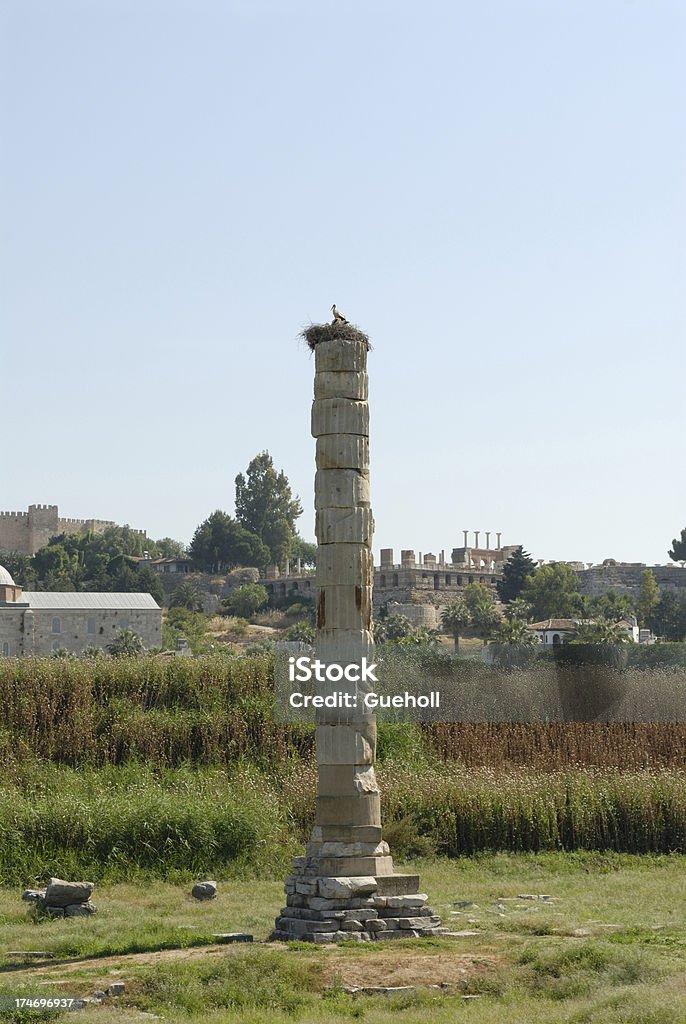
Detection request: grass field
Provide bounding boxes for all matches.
[1,854,685,1023]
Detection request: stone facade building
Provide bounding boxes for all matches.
[0,504,146,557]
[259,533,519,630]
[0,565,161,657]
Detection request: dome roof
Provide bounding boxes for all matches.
[0,564,16,587]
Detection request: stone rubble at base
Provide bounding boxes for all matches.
[272,868,441,942]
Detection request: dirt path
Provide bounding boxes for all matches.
[5,941,499,992]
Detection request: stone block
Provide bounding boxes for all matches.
[375,875,421,896]
[316,434,369,471]
[316,792,380,827]
[44,878,94,907]
[398,917,438,929]
[341,919,364,931]
[314,633,375,670]
[314,371,368,401]
[314,339,368,374]
[295,880,318,896]
[317,876,377,900]
[311,398,369,438]
[386,894,428,910]
[315,725,376,766]
[317,765,380,799]
[316,855,395,877]
[316,546,373,587]
[315,508,374,546]
[315,584,373,631]
[308,840,389,858]
[314,470,370,509]
[64,901,97,917]
[311,824,382,844]
[308,897,351,911]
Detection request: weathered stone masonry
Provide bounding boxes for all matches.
[272,327,440,943]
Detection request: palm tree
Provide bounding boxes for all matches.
[106,628,145,658]
[170,581,204,612]
[441,600,471,654]
[490,617,539,670]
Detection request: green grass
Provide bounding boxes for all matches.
[0,759,685,886]
[0,855,684,1023]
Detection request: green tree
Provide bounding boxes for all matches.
[463,582,502,644]
[189,511,270,572]
[106,628,145,657]
[170,580,204,612]
[374,612,413,643]
[521,563,583,621]
[668,527,686,565]
[223,583,270,619]
[585,590,636,623]
[491,617,539,670]
[571,617,631,645]
[441,599,471,653]
[496,547,537,604]
[637,570,660,628]
[154,537,188,559]
[135,565,165,606]
[650,592,686,641]
[285,621,315,644]
[291,536,317,569]
[235,452,303,566]
[504,598,532,622]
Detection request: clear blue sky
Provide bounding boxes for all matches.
[2,0,684,567]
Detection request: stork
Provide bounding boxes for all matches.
[331,304,348,324]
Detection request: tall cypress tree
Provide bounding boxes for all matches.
[235,452,303,567]
[497,546,537,604]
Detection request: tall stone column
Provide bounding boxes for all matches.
[273,321,440,943]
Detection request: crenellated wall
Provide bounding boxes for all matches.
[0,504,145,556]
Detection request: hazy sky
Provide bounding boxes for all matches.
[2,0,684,567]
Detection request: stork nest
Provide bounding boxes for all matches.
[302,321,371,351]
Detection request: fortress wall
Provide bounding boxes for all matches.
[577,566,686,598]
[0,511,30,554]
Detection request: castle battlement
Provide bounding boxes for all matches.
[0,504,147,556]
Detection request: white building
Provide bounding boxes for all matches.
[0,564,162,657]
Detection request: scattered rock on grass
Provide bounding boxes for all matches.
[191,880,217,900]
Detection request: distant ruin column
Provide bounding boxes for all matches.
[474,531,480,548]
[485,532,490,550]
[273,319,440,942]
[463,529,468,548]
[496,532,502,549]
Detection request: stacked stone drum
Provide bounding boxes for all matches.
[272,327,440,942]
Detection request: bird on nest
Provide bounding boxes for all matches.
[331,304,348,325]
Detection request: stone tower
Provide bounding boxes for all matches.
[272,322,440,942]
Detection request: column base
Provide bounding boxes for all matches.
[272,864,441,942]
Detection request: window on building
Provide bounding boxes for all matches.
[457,575,463,585]
[52,640,61,652]
[120,618,129,630]
[392,573,399,587]
[445,574,451,586]
[2,642,9,657]
[87,618,96,635]
[433,574,440,590]
[379,574,386,588]
[51,617,61,634]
